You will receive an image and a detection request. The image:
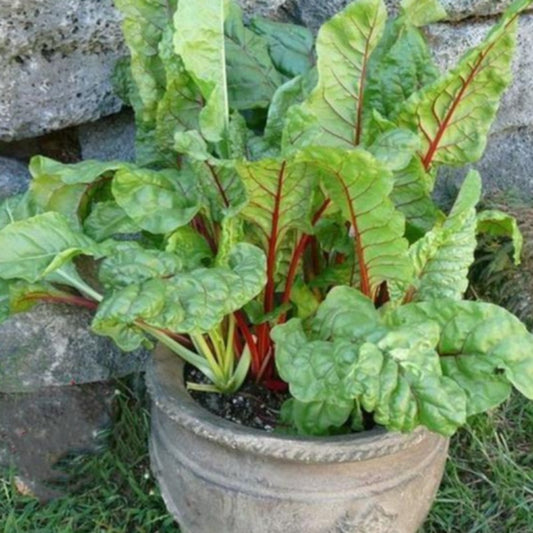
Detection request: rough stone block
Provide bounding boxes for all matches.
[0,157,30,201]
[79,110,136,162]
[0,0,126,142]
[0,382,114,501]
[425,13,533,135]
[0,303,150,393]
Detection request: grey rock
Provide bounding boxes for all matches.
[79,110,136,162]
[0,381,114,501]
[0,0,126,142]
[426,13,533,135]
[0,303,150,393]
[295,0,523,30]
[0,157,30,201]
[436,126,533,204]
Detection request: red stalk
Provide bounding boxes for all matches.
[21,293,99,311]
[279,199,331,323]
[234,311,261,376]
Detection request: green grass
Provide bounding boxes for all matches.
[1,383,531,533]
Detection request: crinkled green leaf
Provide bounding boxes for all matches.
[99,246,185,289]
[165,226,213,269]
[407,170,481,301]
[396,0,526,170]
[477,209,523,265]
[300,147,412,297]
[298,0,387,148]
[0,212,98,283]
[249,17,314,78]
[390,298,533,412]
[364,19,440,125]
[272,286,468,435]
[224,3,282,110]
[83,201,141,241]
[174,0,228,143]
[112,167,201,233]
[289,280,320,320]
[280,398,354,436]
[93,243,266,345]
[368,125,421,172]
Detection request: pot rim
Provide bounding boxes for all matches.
[146,344,431,464]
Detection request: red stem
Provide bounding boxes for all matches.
[234,311,261,376]
[279,199,331,323]
[21,293,99,311]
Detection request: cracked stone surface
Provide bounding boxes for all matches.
[0,303,149,393]
[0,382,114,501]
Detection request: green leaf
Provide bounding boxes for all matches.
[364,19,440,125]
[155,25,203,160]
[112,167,201,233]
[289,280,320,319]
[272,286,469,436]
[165,226,213,269]
[390,298,533,412]
[477,209,523,265]
[93,243,266,344]
[237,158,315,255]
[407,170,481,301]
[396,0,526,170]
[98,246,185,289]
[0,212,98,283]
[29,156,126,185]
[0,192,40,230]
[299,0,388,148]
[401,0,447,27]
[390,158,439,240]
[280,398,354,436]
[300,147,412,298]
[224,3,283,110]
[0,279,9,322]
[249,17,314,78]
[367,124,421,172]
[174,0,229,143]
[83,201,141,241]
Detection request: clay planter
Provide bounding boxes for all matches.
[146,345,449,533]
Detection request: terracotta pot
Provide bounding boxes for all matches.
[146,345,449,533]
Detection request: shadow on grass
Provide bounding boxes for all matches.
[1,377,531,533]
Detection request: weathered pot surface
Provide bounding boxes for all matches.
[147,345,449,533]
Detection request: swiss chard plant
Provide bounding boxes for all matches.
[1,0,532,436]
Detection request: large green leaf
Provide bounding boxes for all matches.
[407,170,481,301]
[298,0,388,148]
[93,243,266,348]
[174,0,229,143]
[98,245,185,289]
[237,157,315,297]
[396,0,527,170]
[165,226,213,269]
[224,3,283,110]
[363,17,440,126]
[299,147,412,298]
[249,17,314,78]
[155,26,203,159]
[0,212,98,283]
[390,299,533,413]
[272,286,467,436]
[83,201,141,241]
[111,167,201,233]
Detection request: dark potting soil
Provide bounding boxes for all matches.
[184,366,289,432]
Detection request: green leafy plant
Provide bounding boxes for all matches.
[1,0,532,436]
